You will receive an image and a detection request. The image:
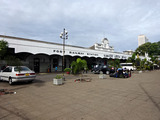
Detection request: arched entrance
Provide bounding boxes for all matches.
[34,58,40,73]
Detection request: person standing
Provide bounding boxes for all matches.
[55,66,58,72]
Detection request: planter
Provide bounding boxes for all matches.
[53,78,63,85]
[139,71,142,74]
[66,71,70,74]
[99,74,107,79]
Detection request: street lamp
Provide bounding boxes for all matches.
[60,28,68,80]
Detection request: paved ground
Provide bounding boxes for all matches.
[0,70,160,120]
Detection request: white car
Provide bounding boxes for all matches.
[0,66,36,85]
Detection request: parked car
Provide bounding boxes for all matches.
[92,65,110,74]
[0,66,36,85]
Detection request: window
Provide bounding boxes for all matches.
[53,58,58,68]
[14,66,31,72]
[3,67,12,72]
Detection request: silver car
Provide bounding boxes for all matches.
[0,66,36,85]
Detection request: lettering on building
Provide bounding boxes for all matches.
[109,54,113,58]
[114,55,120,59]
[69,51,84,55]
[53,50,63,53]
[87,53,98,56]
[104,54,109,58]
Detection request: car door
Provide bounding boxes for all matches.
[1,67,12,81]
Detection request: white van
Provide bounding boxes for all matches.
[120,63,136,71]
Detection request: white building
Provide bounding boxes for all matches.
[90,38,114,52]
[138,35,149,47]
[0,35,145,72]
[123,50,134,55]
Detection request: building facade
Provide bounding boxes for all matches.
[0,35,145,73]
[90,38,114,52]
[123,50,134,55]
[138,35,149,47]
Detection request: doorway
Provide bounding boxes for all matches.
[34,58,40,73]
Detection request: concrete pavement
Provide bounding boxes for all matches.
[0,71,160,120]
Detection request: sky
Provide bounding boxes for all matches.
[0,0,160,52]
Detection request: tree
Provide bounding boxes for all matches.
[157,41,160,55]
[150,55,158,70]
[4,56,22,66]
[108,59,120,68]
[127,53,136,65]
[135,58,141,70]
[140,58,147,70]
[135,42,151,56]
[71,58,88,74]
[0,40,8,59]
[135,41,160,56]
[149,43,159,55]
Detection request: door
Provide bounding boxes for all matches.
[1,66,12,81]
[34,58,40,73]
[53,58,58,68]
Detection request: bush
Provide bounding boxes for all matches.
[4,56,22,66]
[64,68,71,72]
[71,58,88,74]
[55,75,62,79]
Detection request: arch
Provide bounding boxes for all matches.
[15,52,33,60]
[50,53,63,56]
[34,53,50,56]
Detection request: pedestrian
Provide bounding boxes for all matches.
[55,66,58,72]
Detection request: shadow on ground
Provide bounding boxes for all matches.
[0,79,46,87]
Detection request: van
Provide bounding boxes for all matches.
[120,63,136,71]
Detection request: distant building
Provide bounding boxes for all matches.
[123,50,134,55]
[90,38,114,52]
[138,35,149,47]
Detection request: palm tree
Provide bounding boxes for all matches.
[150,56,158,70]
[71,58,87,74]
[127,53,136,66]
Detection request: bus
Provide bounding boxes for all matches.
[120,63,136,71]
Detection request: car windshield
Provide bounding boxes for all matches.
[14,66,31,72]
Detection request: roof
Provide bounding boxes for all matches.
[0,34,128,55]
[0,35,86,49]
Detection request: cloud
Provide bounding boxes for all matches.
[0,0,160,52]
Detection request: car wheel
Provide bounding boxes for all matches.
[28,80,33,83]
[9,78,13,85]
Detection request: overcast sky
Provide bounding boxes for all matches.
[0,0,160,52]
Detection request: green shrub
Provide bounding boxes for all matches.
[71,58,88,74]
[64,68,71,72]
[55,75,62,79]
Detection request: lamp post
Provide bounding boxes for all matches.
[60,28,68,80]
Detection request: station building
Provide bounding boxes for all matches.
[0,35,145,73]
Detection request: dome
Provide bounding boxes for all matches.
[102,38,108,43]
[103,38,108,41]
